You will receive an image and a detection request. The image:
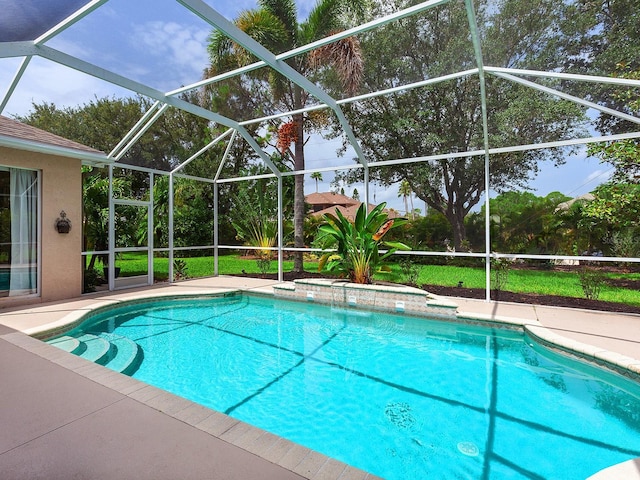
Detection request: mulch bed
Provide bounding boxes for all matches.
[232,270,640,315]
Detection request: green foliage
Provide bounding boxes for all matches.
[83,268,102,293]
[491,257,513,292]
[256,256,272,276]
[578,265,606,301]
[228,180,284,256]
[606,230,640,260]
[581,183,640,230]
[587,67,640,184]
[470,191,572,254]
[206,0,367,273]
[82,167,138,269]
[173,259,189,281]
[335,0,586,250]
[318,203,410,283]
[399,257,421,286]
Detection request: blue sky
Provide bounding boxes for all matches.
[0,0,612,214]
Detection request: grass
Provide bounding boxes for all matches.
[112,252,640,307]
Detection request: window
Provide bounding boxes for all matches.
[0,167,39,297]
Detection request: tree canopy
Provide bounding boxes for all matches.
[334,0,587,250]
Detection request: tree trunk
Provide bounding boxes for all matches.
[292,112,305,273]
[448,210,467,251]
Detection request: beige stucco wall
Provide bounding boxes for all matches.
[0,146,82,306]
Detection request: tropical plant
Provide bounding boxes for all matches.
[228,183,284,269]
[206,0,365,273]
[318,203,410,284]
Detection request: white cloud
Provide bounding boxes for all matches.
[1,57,130,117]
[131,21,210,89]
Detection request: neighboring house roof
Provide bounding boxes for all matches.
[555,193,596,211]
[307,192,401,221]
[0,115,107,163]
[305,191,360,209]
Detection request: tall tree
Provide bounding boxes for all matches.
[335,0,586,250]
[398,179,413,217]
[206,0,365,272]
[311,171,323,193]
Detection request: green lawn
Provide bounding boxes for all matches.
[113,253,640,307]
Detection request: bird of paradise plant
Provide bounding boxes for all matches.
[318,202,410,284]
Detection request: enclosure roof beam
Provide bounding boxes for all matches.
[484,66,640,88]
[113,103,171,161]
[172,128,234,175]
[35,0,109,45]
[177,0,368,167]
[1,0,107,113]
[25,43,281,177]
[368,130,640,169]
[492,71,640,126]
[238,69,479,126]
[108,101,163,158]
[168,0,451,97]
[0,55,31,114]
[214,130,238,182]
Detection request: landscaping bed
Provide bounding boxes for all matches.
[243,271,640,315]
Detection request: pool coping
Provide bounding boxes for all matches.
[2,278,640,479]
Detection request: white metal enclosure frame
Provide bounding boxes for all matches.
[1,0,639,299]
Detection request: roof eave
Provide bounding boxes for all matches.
[0,134,111,166]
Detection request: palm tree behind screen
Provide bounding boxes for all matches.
[311,171,323,193]
[205,0,365,272]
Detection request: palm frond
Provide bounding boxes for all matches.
[259,0,298,45]
[308,34,363,96]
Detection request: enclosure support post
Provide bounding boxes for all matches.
[277,176,284,282]
[148,172,154,285]
[214,181,219,276]
[363,166,370,207]
[108,165,115,291]
[168,173,174,283]
[465,0,492,302]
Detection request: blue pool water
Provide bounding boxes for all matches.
[60,294,640,479]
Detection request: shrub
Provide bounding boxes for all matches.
[578,265,606,300]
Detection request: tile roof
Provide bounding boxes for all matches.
[305,191,359,207]
[311,203,401,221]
[0,115,104,155]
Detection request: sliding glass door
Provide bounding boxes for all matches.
[0,167,39,298]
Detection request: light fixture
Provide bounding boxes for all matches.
[55,210,71,234]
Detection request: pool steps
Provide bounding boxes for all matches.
[47,332,143,375]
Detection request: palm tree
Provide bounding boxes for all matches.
[206,0,365,272]
[311,171,323,193]
[398,179,413,218]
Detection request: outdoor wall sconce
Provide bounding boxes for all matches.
[55,210,71,234]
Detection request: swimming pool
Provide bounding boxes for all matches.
[50,293,640,479]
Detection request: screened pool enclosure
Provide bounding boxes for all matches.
[1,0,639,300]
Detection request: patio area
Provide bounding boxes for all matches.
[1,276,639,479]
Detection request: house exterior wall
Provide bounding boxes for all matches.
[0,146,82,306]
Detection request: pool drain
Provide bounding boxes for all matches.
[385,402,416,429]
[457,441,479,457]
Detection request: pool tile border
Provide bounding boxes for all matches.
[1,330,380,480]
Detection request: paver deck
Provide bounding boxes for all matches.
[1,276,639,479]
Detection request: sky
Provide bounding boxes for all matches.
[0,0,614,215]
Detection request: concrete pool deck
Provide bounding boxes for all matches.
[1,276,639,479]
